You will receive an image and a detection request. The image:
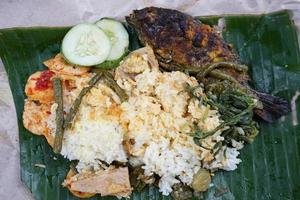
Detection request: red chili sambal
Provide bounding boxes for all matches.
[34,70,55,90]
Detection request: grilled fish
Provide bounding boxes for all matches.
[126,7,237,69]
[126,7,290,122]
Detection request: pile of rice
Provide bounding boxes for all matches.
[115,49,242,195]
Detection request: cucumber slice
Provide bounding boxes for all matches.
[61,23,111,66]
[96,18,129,61]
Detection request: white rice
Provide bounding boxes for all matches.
[142,137,201,195]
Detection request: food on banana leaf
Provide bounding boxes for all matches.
[22,7,291,199]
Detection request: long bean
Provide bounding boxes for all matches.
[102,71,128,102]
[207,69,240,85]
[183,62,248,76]
[63,72,103,129]
[52,77,64,154]
[70,162,78,174]
[197,62,248,79]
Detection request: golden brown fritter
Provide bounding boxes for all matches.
[23,100,54,146]
[44,54,90,76]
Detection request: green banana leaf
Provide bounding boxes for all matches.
[0,10,299,200]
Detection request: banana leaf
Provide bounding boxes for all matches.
[0,10,299,200]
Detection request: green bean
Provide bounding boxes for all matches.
[89,72,103,85]
[193,138,212,150]
[184,62,248,76]
[212,142,223,156]
[52,77,64,154]
[70,162,78,174]
[207,69,240,85]
[102,71,128,102]
[197,61,248,79]
[183,66,202,74]
[63,72,103,129]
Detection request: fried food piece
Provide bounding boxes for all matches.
[126,7,238,71]
[23,100,54,146]
[25,69,86,104]
[63,167,132,197]
[65,169,96,198]
[25,70,55,104]
[44,54,90,76]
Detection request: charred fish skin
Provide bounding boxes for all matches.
[126,7,290,122]
[126,7,238,71]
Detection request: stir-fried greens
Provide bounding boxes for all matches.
[187,81,259,143]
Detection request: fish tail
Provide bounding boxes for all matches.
[252,90,290,122]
